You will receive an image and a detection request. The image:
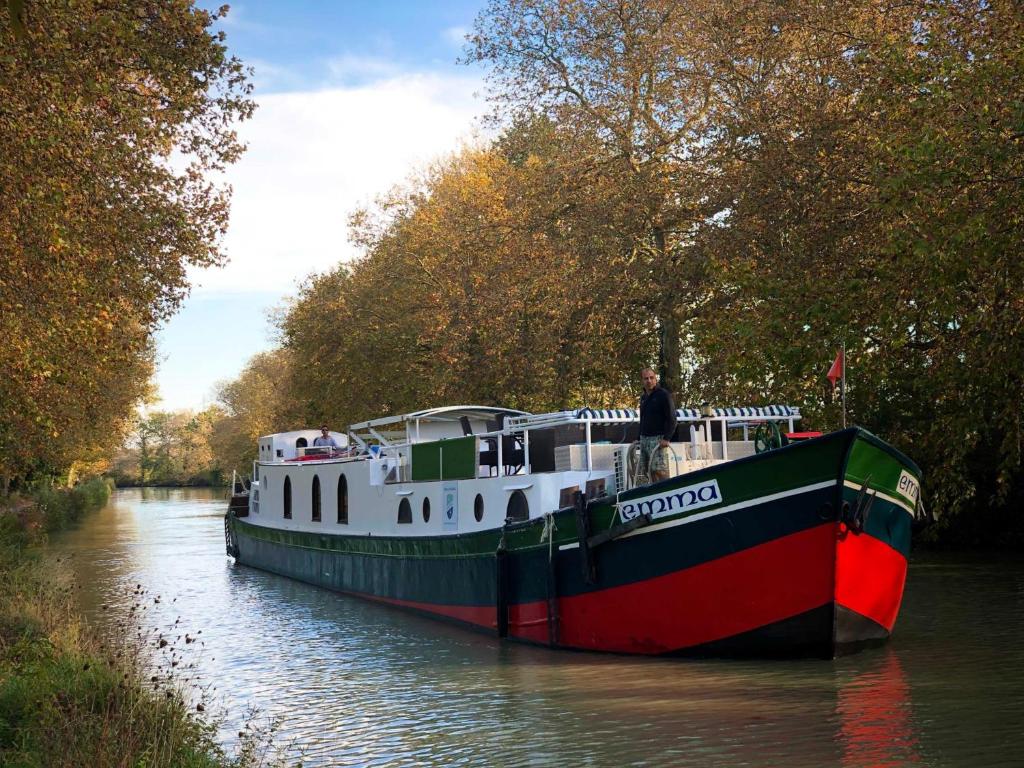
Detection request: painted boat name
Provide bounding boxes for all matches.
[619,479,722,522]
[897,470,920,506]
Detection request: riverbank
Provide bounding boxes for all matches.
[0,480,277,767]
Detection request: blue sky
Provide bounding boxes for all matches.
[215,1,484,89]
[156,1,490,411]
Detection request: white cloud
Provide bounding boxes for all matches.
[324,53,402,83]
[443,25,470,47]
[188,71,487,295]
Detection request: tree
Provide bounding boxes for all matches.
[276,135,650,428]
[208,350,300,476]
[678,0,1023,538]
[466,0,727,391]
[0,1,253,490]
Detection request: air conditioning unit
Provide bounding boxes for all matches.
[610,443,698,494]
[612,444,634,495]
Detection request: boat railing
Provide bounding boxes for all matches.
[292,445,362,461]
[503,405,803,472]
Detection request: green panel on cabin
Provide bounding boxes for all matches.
[440,436,477,480]
[411,442,442,481]
[411,436,477,481]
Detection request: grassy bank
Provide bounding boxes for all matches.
[0,479,280,768]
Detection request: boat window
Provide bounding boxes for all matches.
[311,475,321,522]
[337,474,348,524]
[398,498,412,524]
[474,494,484,522]
[296,437,308,449]
[283,476,292,519]
[422,497,431,523]
[506,490,528,522]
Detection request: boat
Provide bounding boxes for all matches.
[224,404,923,657]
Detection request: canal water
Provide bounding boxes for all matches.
[52,488,1023,767]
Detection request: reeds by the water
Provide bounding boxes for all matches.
[0,479,287,768]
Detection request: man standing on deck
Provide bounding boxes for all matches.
[639,368,677,483]
[313,425,338,448]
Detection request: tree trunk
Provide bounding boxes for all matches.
[653,225,681,394]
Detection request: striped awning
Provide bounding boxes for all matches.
[574,406,800,423]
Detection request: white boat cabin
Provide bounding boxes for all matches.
[245,404,806,537]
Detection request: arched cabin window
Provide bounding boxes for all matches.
[337,474,348,524]
[398,498,412,524]
[474,494,484,522]
[311,475,321,522]
[296,437,308,450]
[283,476,292,519]
[506,490,528,522]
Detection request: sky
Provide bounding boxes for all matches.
[155,1,490,411]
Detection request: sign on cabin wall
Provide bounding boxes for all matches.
[443,483,459,529]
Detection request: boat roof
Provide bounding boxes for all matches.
[348,405,531,431]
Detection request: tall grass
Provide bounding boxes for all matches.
[0,479,286,768]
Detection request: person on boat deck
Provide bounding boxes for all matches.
[639,367,677,483]
[313,425,338,448]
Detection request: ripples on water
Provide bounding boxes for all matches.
[51,489,1024,767]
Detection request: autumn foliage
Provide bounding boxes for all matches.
[0,1,253,491]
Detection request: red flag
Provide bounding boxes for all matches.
[827,349,844,389]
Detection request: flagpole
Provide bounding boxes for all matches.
[841,340,847,429]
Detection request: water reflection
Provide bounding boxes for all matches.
[51,489,1023,767]
[837,655,921,767]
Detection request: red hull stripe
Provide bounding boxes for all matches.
[340,526,906,653]
[835,530,908,631]
[550,524,837,653]
[345,525,839,654]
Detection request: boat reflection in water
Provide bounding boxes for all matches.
[838,654,922,768]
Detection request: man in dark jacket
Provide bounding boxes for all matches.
[639,368,677,483]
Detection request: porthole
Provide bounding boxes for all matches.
[398,497,412,524]
[311,475,321,522]
[474,493,484,522]
[506,490,528,522]
[422,497,431,523]
[337,474,348,524]
[283,475,292,519]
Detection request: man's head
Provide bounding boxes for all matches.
[641,367,658,392]
[320,425,329,435]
